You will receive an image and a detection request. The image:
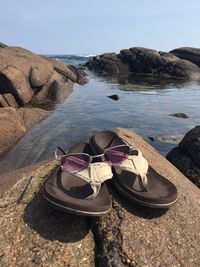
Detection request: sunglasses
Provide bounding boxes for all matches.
[55,143,133,173]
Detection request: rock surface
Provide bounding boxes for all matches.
[170,47,200,68]
[91,128,200,266]
[48,80,73,103]
[107,94,120,101]
[167,126,200,187]
[148,135,183,143]
[169,112,189,118]
[86,47,200,80]
[0,107,50,156]
[0,44,86,107]
[0,161,94,267]
[0,128,200,266]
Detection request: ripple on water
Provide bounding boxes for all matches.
[0,70,200,174]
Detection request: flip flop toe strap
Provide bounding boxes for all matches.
[63,162,113,199]
[113,150,149,191]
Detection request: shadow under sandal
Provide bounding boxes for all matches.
[89,131,178,209]
[43,143,112,216]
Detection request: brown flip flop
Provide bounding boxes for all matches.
[43,143,112,216]
[89,130,178,208]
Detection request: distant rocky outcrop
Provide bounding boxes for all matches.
[0,43,87,108]
[167,126,200,188]
[85,47,200,80]
[170,47,200,68]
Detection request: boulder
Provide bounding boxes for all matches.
[33,70,65,101]
[167,126,200,187]
[44,57,78,82]
[86,52,129,75]
[170,47,200,68]
[0,107,50,156]
[0,45,86,107]
[29,63,53,88]
[48,80,73,103]
[85,47,200,80]
[0,65,33,105]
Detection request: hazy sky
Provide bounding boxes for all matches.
[1,0,200,55]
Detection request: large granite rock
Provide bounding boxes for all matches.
[167,126,200,187]
[170,47,200,68]
[48,80,73,103]
[0,161,94,266]
[0,44,86,107]
[0,107,50,156]
[86,47,200,79]
[1,128,200,266]
[91,128,200,266]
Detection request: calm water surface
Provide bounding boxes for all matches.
[0,56,200,174]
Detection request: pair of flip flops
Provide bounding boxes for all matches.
[43,131,178,216]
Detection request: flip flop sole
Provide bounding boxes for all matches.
[43,191,111,216]
[112,178,178,208]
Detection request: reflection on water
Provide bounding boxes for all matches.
[0,71,200,174]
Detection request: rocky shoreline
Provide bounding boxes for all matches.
[1,42,200,266]
[0,43,87,158]
[85,47,200,80]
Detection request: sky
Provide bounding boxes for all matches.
[1,0,200,55]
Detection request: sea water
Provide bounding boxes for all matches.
[0,55,200,174]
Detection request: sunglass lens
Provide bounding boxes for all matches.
[61,154,90,172]
[105,145,129,164]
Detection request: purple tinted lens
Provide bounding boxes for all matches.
[105,145,129,164]
[62,154,90,172]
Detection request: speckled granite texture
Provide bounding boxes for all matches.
[0,128,200,267]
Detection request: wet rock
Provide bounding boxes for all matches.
[167,126,200,187]
[148,135,183,143]
[69,65,88,85]
[107,94,120,101]
[169,112,189,118]
[170,47,200,68]
[33,70,65,102]
[0,161,94,266]
[92,128,200,266]
[0,45,86,107]
[48,80,73,103]
[0,107,50,156]
[86,47,200,80]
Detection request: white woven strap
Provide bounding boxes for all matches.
[63,162,113,199]
[113,149,149,191]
